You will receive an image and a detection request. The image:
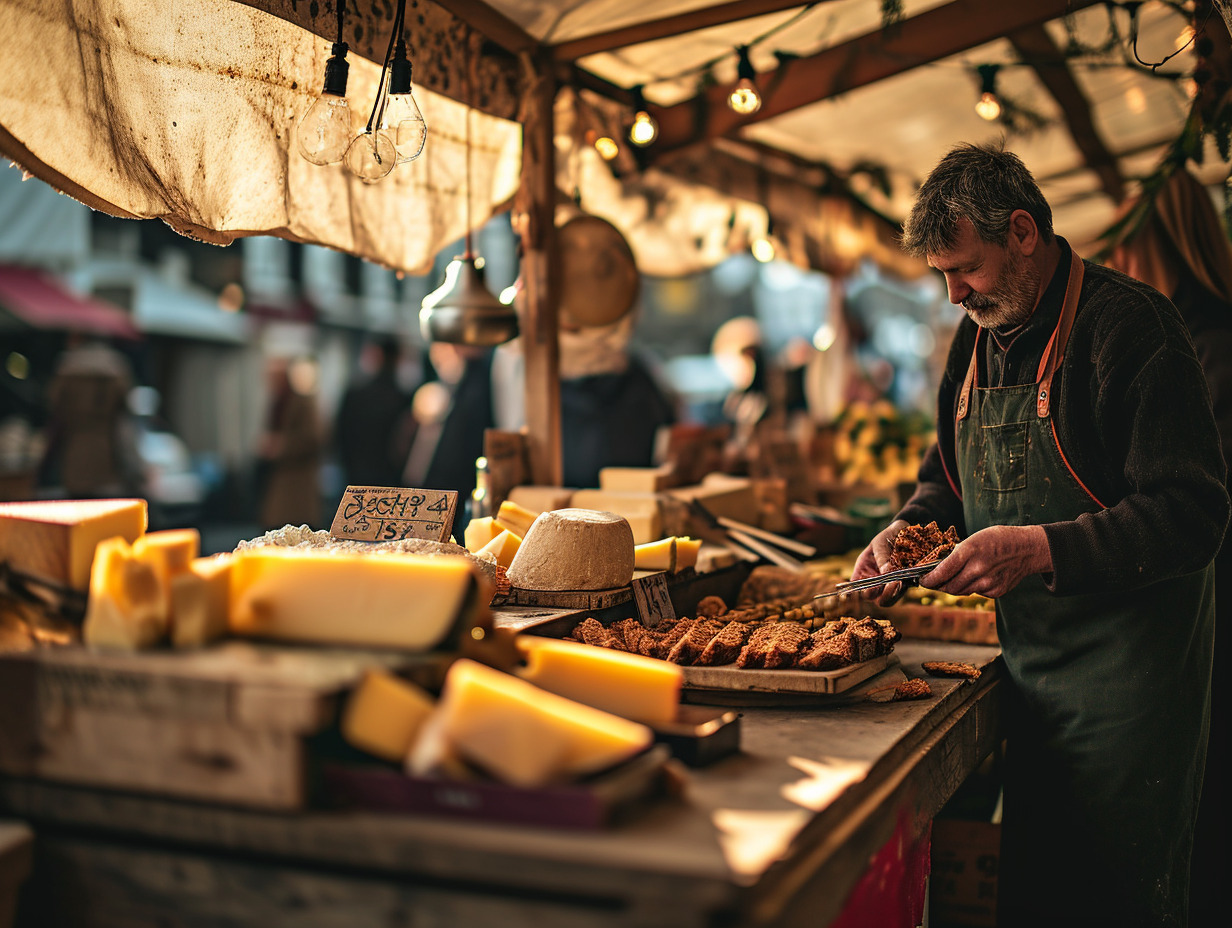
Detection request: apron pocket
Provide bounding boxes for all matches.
[978,421,1029,491]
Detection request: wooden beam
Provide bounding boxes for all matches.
[430,0,539,55]
[1009,24,1125,203]
[550,0,836,62]
[645,0,1103,156]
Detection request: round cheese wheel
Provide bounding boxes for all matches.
[507,508,635,591]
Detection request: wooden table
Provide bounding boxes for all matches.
[0,632,1001,928]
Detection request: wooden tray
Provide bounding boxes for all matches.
[680,652,891,696]
[320,744,671,830]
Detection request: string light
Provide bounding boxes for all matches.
[297,40,352,165]
[974,64,1001,121]
[594,136,620,160]
[728,46,763,115]
[628,85,658,147]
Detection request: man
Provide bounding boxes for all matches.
[334,336,413,488]
[852,143,1228,926]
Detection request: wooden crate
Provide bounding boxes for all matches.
[0,642,445,810]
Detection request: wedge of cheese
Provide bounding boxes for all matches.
[599,464,676,493]
[82,535,168,650]
[0,498,147,591]
[635,537,677,572]
[170,555,233,649]
[507,509,635,591]
[478,529,521,569]
[423,659,653,788]
[342,669,436,763]
[134,528,200,612]
[517,635,682,725]
[494,499,539,538]
[463,516,504,552]
[229,548,483,650]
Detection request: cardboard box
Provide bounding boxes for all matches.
[930,819,1000,928]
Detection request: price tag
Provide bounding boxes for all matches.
[329,486,458,543]
[631,571,676,629]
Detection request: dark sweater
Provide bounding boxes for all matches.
[898,238,1230,596]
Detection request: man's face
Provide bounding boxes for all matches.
[928,218,1040,329]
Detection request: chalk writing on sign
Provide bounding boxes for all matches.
[329,486,458,543]
[632,571,676,629]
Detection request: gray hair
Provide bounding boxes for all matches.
[900,142,1054,257]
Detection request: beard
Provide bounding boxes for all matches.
[962,248,1041,329]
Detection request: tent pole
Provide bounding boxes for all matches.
[517,51,563,487]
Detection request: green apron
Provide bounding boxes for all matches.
[953,252,1214,927]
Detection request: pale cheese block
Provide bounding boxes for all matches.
[229,548,481,650]
[82,536,168,650]
[463,516,504,552]
[494,500,539,538]
[0,498,147,591]
[506,485,576,513]
[478,529,521,569]
[342,669,436,763]
[170,555,233,649]
[599,464,676,493]
[423,658,653,788]
[669,474,760,526]
[517,635,682,725]
[568,490,662,545]
[507,509,634,592]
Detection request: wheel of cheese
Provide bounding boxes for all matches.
[507,509,635,591]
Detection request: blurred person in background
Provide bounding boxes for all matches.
[334,335,414,488]
[38,334,143,499]
[1107,166,1232,926]
[258,356,323,530]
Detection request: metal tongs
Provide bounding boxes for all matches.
[812,560,942,600]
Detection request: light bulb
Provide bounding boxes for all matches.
[344,130,397,183]
[629,111,658,147]
[975,91,1001,121]
[751,237,776,263]
[297,43,352,165]
[594,136,619,160]
[385,44,427,163]
[728,78,762,115]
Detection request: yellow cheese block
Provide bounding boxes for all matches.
[517,635,682,725]
[676,536,701,570]
[634,537,677,572]
[0,498,147,591]
[133,528,200,577]
[230,548,482,650]
[568,490,663,545]
[342,669,436,763]
[82,536,168,650]
[423,658,653,788]
[478,529,521,569]
[463,516,504,552]
[599,464,676,493]
[494,499,539,538]
[170,555,233,649]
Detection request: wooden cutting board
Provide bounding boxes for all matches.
[679,653,891,696]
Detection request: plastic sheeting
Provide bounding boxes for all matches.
[0,0,522,275]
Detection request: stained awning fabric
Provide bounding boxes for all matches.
[0,264,140,339]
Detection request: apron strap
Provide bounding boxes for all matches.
[955,328,982,422]
[1035,249,1085,418]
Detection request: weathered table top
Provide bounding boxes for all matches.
[0,631,1002,928]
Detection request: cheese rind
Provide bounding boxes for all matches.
[170,555,233,649]
[82,536,167,650]
[507,509,635,591]
[517,635,682,724]
[342,669,436,763]
[478,529,521,569]
[0,498,147,591]
[463,517,504,552]
[229,548,480,650]
[426,659,653,787]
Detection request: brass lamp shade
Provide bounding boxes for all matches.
[419,256,519,346]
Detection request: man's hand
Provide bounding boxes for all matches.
[920,523,1051,598]
[851,519,909,606]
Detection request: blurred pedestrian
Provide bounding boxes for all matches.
[258,356,323,529]
[1108,166,1232,927]
[334,335,414,488]
[38,335,143,499]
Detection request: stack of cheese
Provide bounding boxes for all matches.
[341,635,681,788]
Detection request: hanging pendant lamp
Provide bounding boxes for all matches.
[419,34,518,347]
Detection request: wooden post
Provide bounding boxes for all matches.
[516,52,563,487]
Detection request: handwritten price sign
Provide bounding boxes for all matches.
[631,572,676,629]
[329,486,459,543]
